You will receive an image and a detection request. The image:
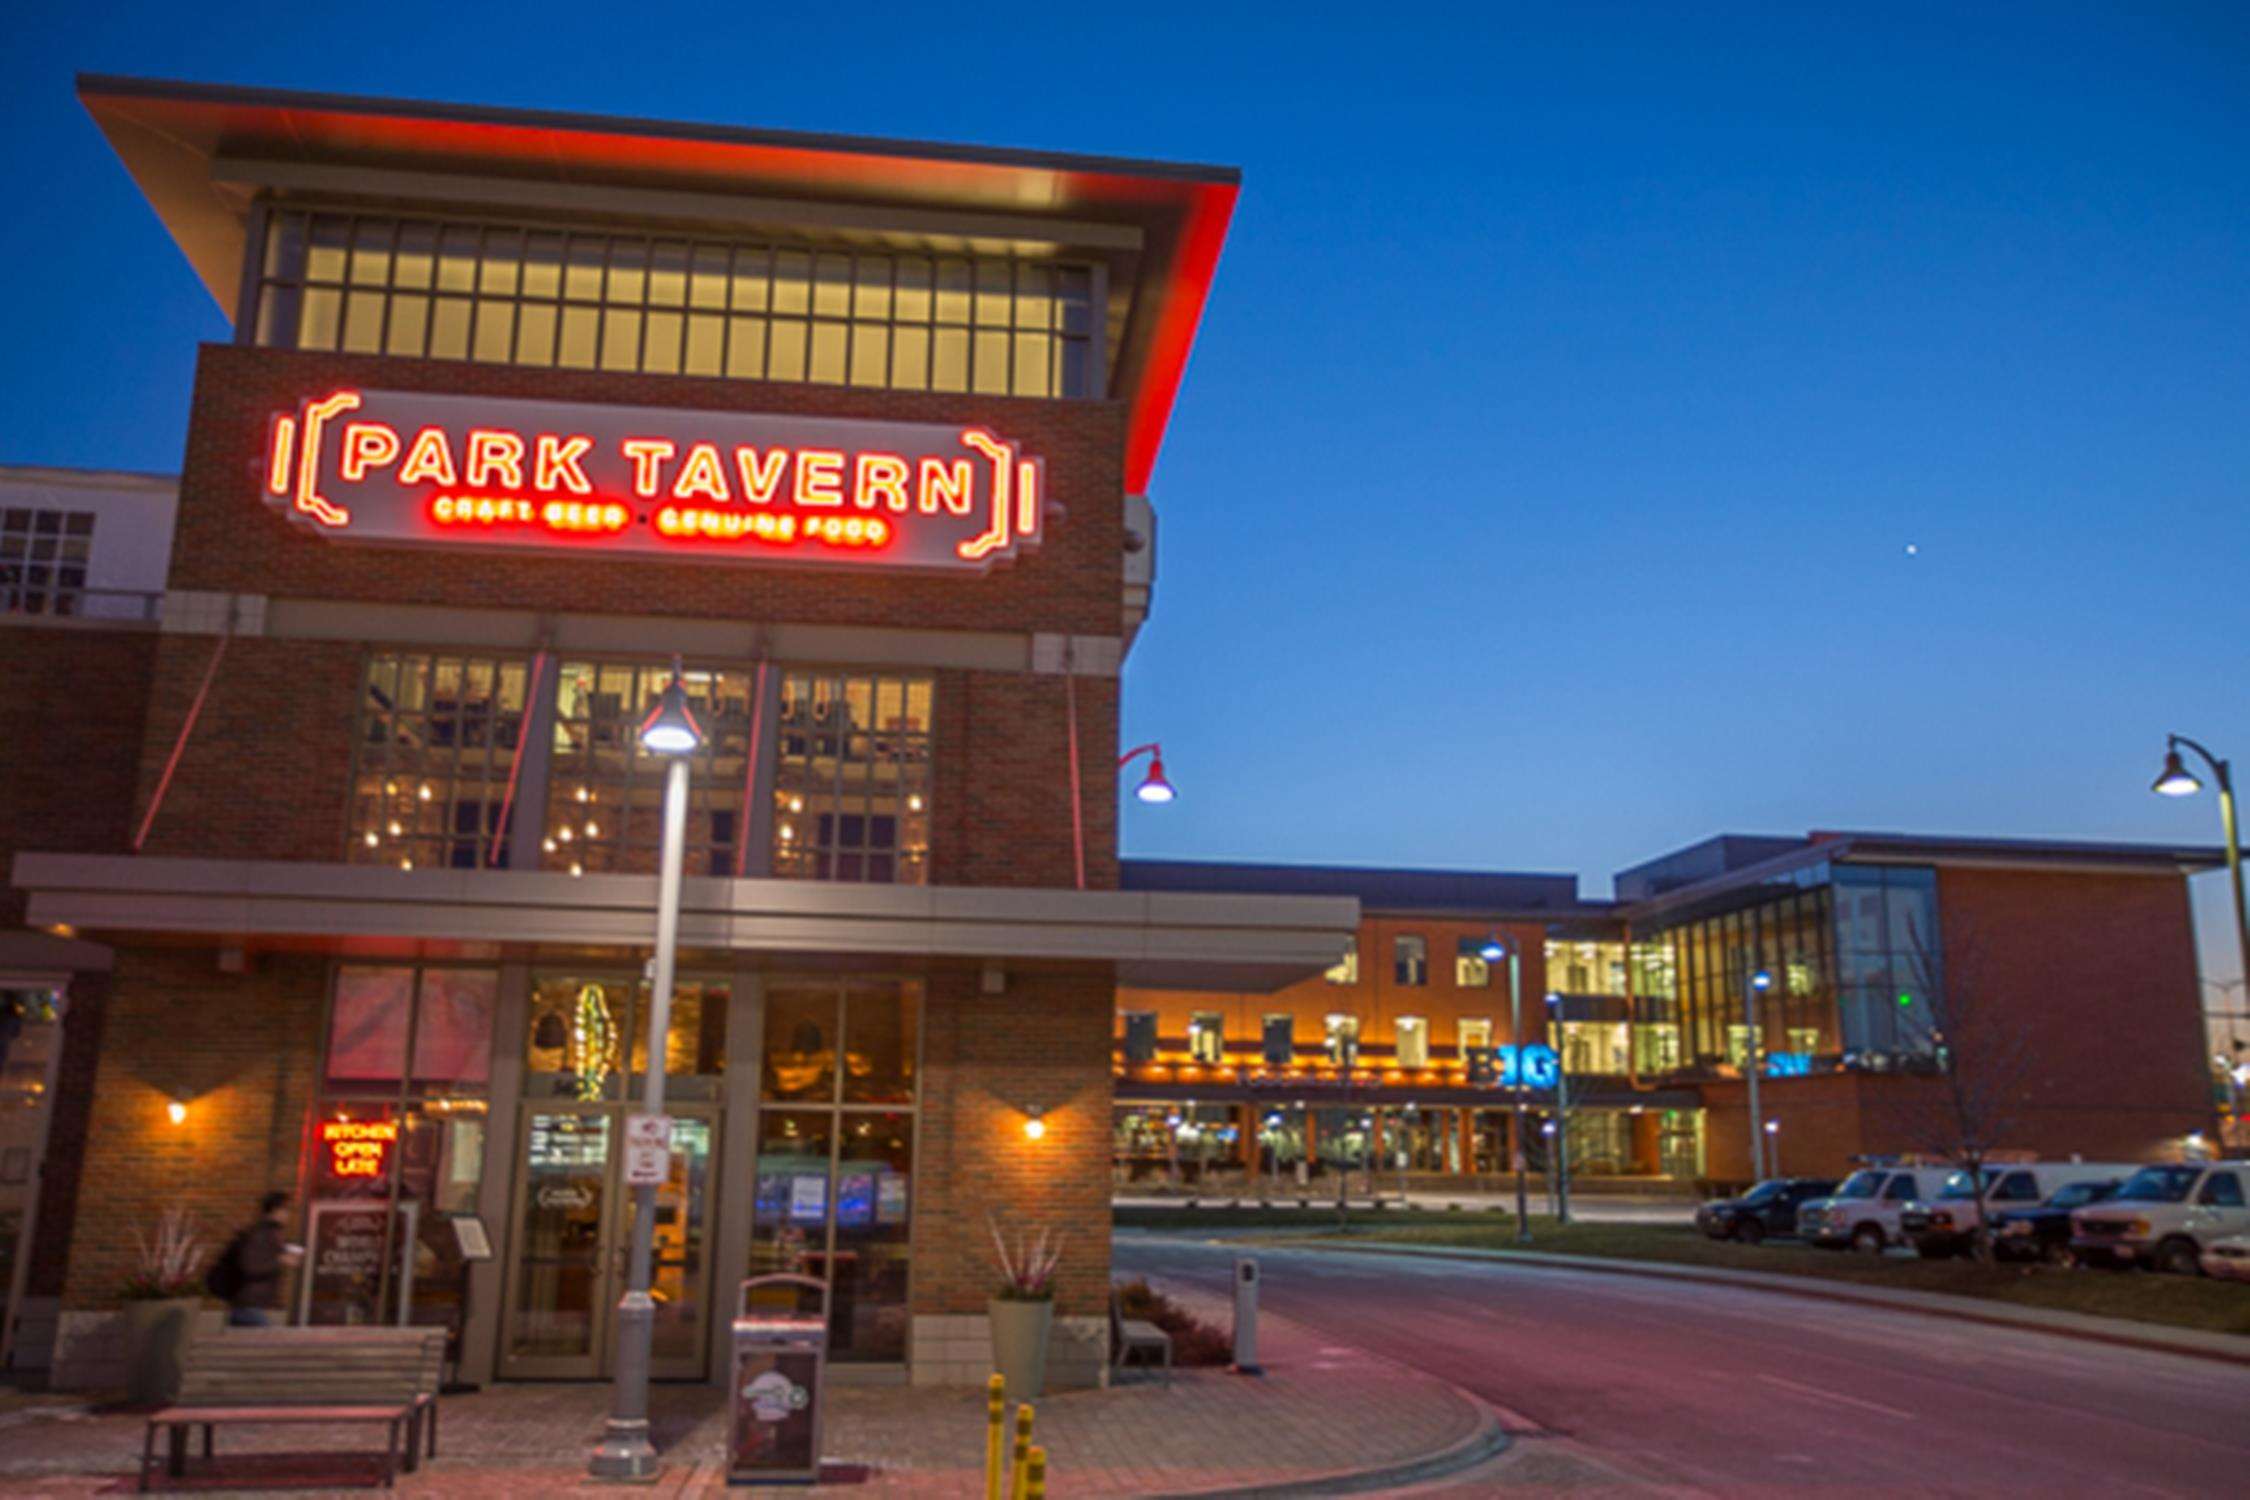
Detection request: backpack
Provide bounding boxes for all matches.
[204,1229,247,1300]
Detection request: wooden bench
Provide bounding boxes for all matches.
[139,1326,446,1492]
[1109,1292,1173,1384]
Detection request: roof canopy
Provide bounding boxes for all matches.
[79,74,1239,494]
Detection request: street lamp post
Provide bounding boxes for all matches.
[1479,936,1531,1244]
[1547,993,1571,1225]
[2153,735,2250,1019]
[1745,970,1773,1183]
[590,664,702,1482]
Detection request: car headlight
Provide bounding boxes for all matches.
[2126,1218,2152,1237]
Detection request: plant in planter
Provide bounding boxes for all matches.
[986,1213,1064,1399]
[119,1209,206,1407]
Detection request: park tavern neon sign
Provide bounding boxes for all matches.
[263,388,1047,574]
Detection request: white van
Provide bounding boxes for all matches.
[1797,1165,1951,1252]
[1902,1162,2137,1258]
[2072,1162,2250,1275]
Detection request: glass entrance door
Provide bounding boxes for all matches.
[500,1107,714,1379]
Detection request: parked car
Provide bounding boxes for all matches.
[1902,1162,2133,1258]
[2200,1234,2250,1281]
[2071,1162,2250,1275]
[1988,1179,2122,1265]
[1798,1165,1951,1252]
[1696,1177,1837,1243]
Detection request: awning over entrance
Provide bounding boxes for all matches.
[12,854,1358,992]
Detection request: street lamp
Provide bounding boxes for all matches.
[2151,735,2250,1029]
[590,661,702,1481]
[1546,992,1572,1225]
[1746,970,1772,1182]
[1120,742,1176,803]
[1478,935,1531,1243]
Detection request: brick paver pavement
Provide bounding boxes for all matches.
[0,1283,1495,1497]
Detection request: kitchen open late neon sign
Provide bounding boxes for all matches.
[264,388,1047,573]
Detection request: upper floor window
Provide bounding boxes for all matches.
[1323,1012,1361,1065]
[1393,935,1428,987]
[1,507,93,618]
[1121,1012,1157,1065]
[349,652,534,871]
[251,209,1097,399]
[1188,1012,1224,1064]
[1459,1018,1492,1053]
[1395,1017,1429,1068]
[546,660,756,876]
[1455,937,1491,987]
[772,672,933,885]
[1261,1014,1294,1066]
[1324,937,1359,985]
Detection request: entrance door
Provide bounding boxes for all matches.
[499,1107,715,1379]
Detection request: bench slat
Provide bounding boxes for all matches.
[148,1404,413,1423]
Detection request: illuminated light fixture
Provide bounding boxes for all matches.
[166,1100,188,1126]
[577,786,591,804]
[788,795,804,813]
[558,826,574,843]
[907,794,924,812]
[1763,1119,1780,1136]
[417,783,432,802]
[399,857,414,871]
[1896,991,1914,1009]
[570,861,584,878]
[638,660,704,756]
[1752,970,1773,992]
[387,820,403,836]
[1023,1107,1048,1142]
[1119,742,1176,805]
[363,830,379,848]
[1478,935,1507,963]
[543,837,558,853]
[2152,748,2201,797]
[585,822,601,838]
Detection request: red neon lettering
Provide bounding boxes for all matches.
[397,426,458,487]
[465,430,526,490]
[294,391,360,528]
[672,442,731,503]
[1016,459,1041,537]
[956,429,1014,560]
[917,457,973,515]
[621,439,676,497]
[320,1118,398,1179]
[534,434,594,494]
[854,453,911,512]
[340,422,400,483]
[794,450,845,507]
[732,447,787,505]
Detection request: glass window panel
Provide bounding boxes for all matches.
[730,247,771,311]
[684,314,724,376]
[429,297,473,360]
[765,986,839,1103]
[600,307,643,371]
[564,238,606,301]
[932,328,969,392]
[769,320,808,381]
[515,302,557,367]
[648,242,689,306]
[522,233,565,298]
[971,329,1010,394]
[348,220,392,285]
[643,310,684,375]
[973,259,1012,325]
[472,301,516,364]
[890,327,930,390]
[436,227,479,292]
[256,284,301,347]
[809,322,848,384]
[558,306,599,368]
[306,216,350,282]
[412,969,495,1090]
[842,985,918,1104]
[849,324,888,388]
[1012,334,1052,397]
[771,251,811,314]
[328,966,414,1088]
[264,211,306,279]
[934,260,972,324]
[385,294,430,356]
[894,258,932,322]
[690,245,731,309]
[478,230,521,296]
[812,253,853,318]
[606,241,648,305]
[342,291,386,353]
[726,316,767,378]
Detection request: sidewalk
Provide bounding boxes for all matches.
[1260,1238,2250,1367]
[0,1287,1503,1497]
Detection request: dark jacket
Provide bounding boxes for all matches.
[233,1219,288,1309]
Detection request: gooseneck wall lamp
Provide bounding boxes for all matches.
[2153,734,2250,1141]
[592,659,703,1482]
[1120,742,1176,804]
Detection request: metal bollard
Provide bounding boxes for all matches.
[1010,1403,1035,1500]
[1232,1256,1263,1375]
[984,1374,1006,1500]
[1025,1445,1048,1499]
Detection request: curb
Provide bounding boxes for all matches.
[1249,1236,2250,1369]
[1148,1404,1511,1499]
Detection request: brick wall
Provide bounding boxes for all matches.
[913,965,1115,1320]
[175,344,1126,639]
[59,947,325,1310]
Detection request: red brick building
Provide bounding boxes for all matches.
[3,76,1353,1389]
[1113,835,2224,1193]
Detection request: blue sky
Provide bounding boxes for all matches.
[3,3,2246,992]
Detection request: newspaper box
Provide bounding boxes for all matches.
[729,1274,829,1485]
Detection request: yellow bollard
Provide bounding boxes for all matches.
[1025,1444,1048,1500]
[1010,1403,1036,1500]
[985,1374,1007,1500]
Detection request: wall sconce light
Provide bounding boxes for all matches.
[1763,1119,1780,1137]
[166,1099,188,1126]
[1022,1106,1047,1142]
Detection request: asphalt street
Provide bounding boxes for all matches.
[1115,1233,2250,1495]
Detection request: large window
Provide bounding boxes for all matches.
[0,507,93,617]
[523,973,728,1103]
[1832,865,1941,1059]
[1324,1012,1361,1064]
[1637,876,1845,1075]
[1393,935,1428,987]
[1544,940,1628,995]
[1324,938,1359,985]
[1261,1014,1295,1066]
[1454,939,1491,987]
[309,964,495,1345]
[545,660,756,877]
[1121,1013,1157,1065]
[349,653,534,870]
[1188,1012,1224,1064]
[751,981,920,1362]
[1395,1017,1429,1069]
[772,672,932,884]
[251,209,1097,399]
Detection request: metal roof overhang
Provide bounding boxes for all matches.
[12,853,1354,992]
[77,74,1237,495]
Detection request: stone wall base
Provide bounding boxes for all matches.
[50,1305,227,1392]
[909,1313,1108,1390]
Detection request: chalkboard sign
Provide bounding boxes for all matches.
[297,1200,418,1326]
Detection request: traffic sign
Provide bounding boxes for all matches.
[623,1113,673,1187]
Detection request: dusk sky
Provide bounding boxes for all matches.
[5,4,2246,992]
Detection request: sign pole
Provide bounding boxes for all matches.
[1510,950,1530,1243]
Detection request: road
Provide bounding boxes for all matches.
[1116,1233,2250,1495]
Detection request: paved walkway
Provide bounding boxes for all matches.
[0,1285,1498,1497]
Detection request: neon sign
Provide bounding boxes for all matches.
[1491,1044,1561,1090]
[320,1118,398,1179]
[1764,1051,1815,1077]
[263,388,1047,574]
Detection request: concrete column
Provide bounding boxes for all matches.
[1457,1108,1475,1177]
[707,967,768,1385]
[460,960,529,1386]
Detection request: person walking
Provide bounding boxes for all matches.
[207,1192,299,1327]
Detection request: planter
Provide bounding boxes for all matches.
[986,1296,1054,1400]
[122,1297,199,1407]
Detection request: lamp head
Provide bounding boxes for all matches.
[2152,747,2201,797]
[1751,969,1773,992]
[1133,750,1176,804]
[638,663,704,756]
[1477,936,1508,963]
